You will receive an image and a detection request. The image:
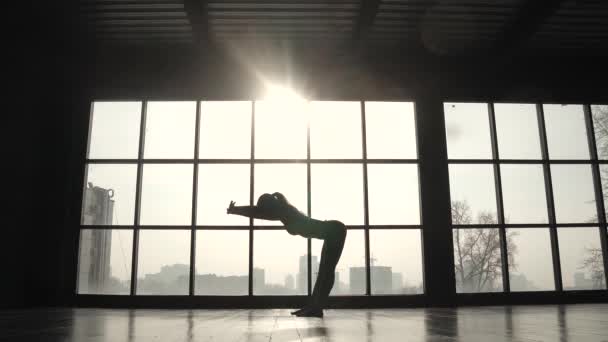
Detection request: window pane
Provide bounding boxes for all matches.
[254,163,307,226]
[601,165,608,221]
[444,102,492,159]
[77,229,133,295]
[494,103,541,159]
[367,164,420,225]
[310,101,362,159]
[199,101,251,159]
[197,164,249,226]
[453,228,504,293]
[312,229,365,295]
[143,101,197,159]
[592,105,608,160]
[137,230,190,295]
[370,230,424,294]
[195,230,248,295]
[140,164,193,225]
[311,164,364,225]
[449,164,497,224]
[82,164,137,225]
[507,228,555,291]
[558,227,606,290]
[365,102,417,159]
[551,165,597,223]
[544,104,590,160]
[253,230,306,295]
[254,100,307,159]
[88,101,141,159]
[500,165,548,224]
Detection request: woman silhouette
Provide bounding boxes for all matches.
[227,192,346,318]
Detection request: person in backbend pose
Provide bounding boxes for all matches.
[227,192,346,318]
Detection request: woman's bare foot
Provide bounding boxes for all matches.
[295,307,323,318]
[290,307,306,315]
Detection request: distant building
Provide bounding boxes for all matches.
[138,263,189,295]
[371,266,392,294]
[78,183,114,293]
[392,272,403,292]
[349,265,394,294]
[349,267,366,293]
[573,272,596,290]
[297,255,319,293]
[253,267,265,290]
[196,274,248,295]
[510,274,537,292]
[285,274,294,290]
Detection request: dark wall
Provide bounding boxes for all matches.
[3,3,86,308]
[5,5,607,308]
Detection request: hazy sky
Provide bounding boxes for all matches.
[80,100,606,294]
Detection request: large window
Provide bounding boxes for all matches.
[446,102,607,293]
[78,100,423,296]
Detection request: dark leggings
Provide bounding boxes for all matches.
[309,221,347,307]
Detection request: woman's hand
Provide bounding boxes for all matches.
[227,200,236,214]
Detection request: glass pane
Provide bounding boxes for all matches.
[82,164,137,225]
[367,164,420,225]
[494,103,541,159]
[370,230,424,294]
[500,165,548,224]
[77,229,133,295]
[558,227,606,290]
[137,230,190,295]
[309,101,362,159]
[253,230,306,295]
[449,164,498,224]
[197,164,249,226]
[551,165,597,223]
[140,164,193,225]
[195,230,249,295]
[365,102,417,159]
[88,101,141,159]
[254,163,307,226]
[444,102,492,159]
[254,100,308,159]
[601,164,608,221]
[592,105,608,160]
[543,104,590,160]
[143,101,197,159]
[311,164,364,225]
[453,228,504,293]
[312,229,366,295]
[507,228,555,291]
[199,101,251,159]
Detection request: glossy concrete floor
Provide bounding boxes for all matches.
[1,305,607,342]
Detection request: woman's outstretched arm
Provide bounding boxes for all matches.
[227,201,282,221]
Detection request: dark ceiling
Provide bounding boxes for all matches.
[78,0,608,57]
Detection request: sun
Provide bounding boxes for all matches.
[263,84,305,102]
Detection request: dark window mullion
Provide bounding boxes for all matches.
[361,101,371,296]
[131,100,148,296]
[488,103,510,292]
[584,104,608,288]
[537,103,563,292]
[307,100,312,297]
[249,101,255,296]
[189,100,201,296]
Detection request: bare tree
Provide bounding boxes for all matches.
[579,247,606,289]
[452,200,518,292]
[579,105,608,288]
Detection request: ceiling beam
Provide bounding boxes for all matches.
[353,0,381,41]
[183,0,209,45]
[492,0,565,54]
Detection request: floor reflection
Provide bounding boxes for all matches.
[6,305,601,342]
